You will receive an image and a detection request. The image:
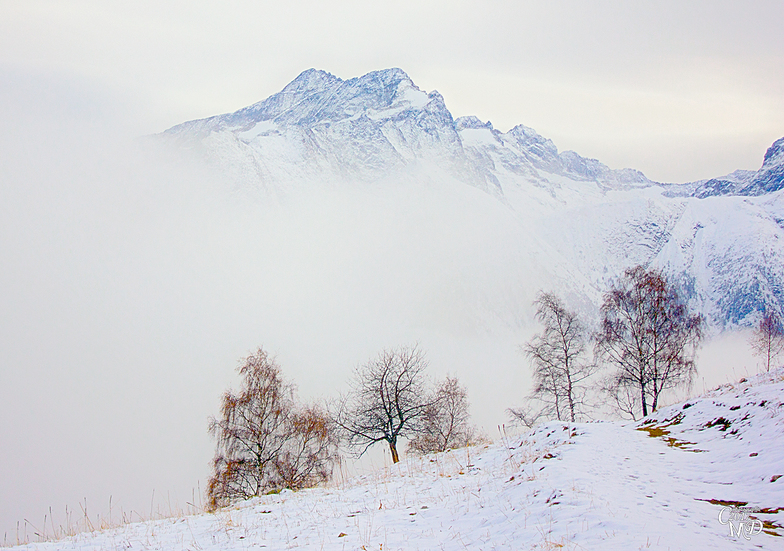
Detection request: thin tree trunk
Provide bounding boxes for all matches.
[389,441,399,463]
[641,384,648,417]
[767,336,772,372]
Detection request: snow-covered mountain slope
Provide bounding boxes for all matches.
[10,369,782,550]
[163,68,653,195]
[158,68,784,328]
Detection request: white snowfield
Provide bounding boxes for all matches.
[9,369,783,550]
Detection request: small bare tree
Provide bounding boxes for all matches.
[521,292,595,423]
[599,374,642,421]
[749,312,784,372]
[333,345,432,463]
[408,376,479,454]
[207,348,338,510]
[595,266,703,418]
[507,403,546,429]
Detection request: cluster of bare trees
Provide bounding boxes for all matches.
[513,266,705,424]
[207,264,779,511]
[207,345,479,510]
[330,345,480,462]
[597,266,704,418]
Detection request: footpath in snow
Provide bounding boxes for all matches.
[5,369,783,550]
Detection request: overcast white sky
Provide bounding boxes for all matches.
[2,0,783,182]
[0,0,781,543]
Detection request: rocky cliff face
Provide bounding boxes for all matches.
[746,137,784,195]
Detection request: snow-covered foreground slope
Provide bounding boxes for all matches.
[11,369,782,550]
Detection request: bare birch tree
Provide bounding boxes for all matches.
[520,292,595,423]
[595,266,703,418]
[749,312,784,372]
[207,348,338,510]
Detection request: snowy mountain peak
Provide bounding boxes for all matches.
[323,67,426,115]
[281,68,342,95]
[349,67,415,91]
[506,124,560,166]
[163,68,656,192]
[165,67,445,137]
[745,136,784,195]
[508,124,556,151]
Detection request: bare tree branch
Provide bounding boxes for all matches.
[408,376,481,454]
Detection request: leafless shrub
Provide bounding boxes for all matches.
[507,404,547,429]
[599,374,641,421]
[408,376,480,454]
[207,348,338,511]
[275,404,338,490]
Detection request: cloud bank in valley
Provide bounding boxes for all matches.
[0,64,765,541]
[0,70,541,539]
